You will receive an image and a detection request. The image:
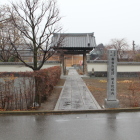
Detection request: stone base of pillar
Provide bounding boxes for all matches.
[104,99,119,108]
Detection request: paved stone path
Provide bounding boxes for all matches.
[54,69,101,110]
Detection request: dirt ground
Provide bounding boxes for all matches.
[83,77,140,108]
[37,78,65,111]
[38,70,69,111]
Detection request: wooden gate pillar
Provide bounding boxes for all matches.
[60,54,65,75]
[83,52,87,75]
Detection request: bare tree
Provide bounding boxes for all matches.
[0,5,25,62]
[0,5,12,23]
[8,0,62,71]
[107,38,129,61]
[6,0,63,105]
[0,5,19,62]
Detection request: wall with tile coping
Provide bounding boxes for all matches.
[87,60,140,72]
[0,61,60,72]
[87,61,140,77]
[0,61,140,74]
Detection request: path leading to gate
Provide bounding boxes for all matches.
[54,68,101,110]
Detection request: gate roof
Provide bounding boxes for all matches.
[52,33,96,54]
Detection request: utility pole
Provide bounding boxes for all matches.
[133,40,135,53]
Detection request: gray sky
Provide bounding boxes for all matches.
[58,0,140,47]
[1,0,140,47]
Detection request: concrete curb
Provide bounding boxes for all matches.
[1,108,140,115]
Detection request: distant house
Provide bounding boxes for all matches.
[118,50,134,61]
[90,43,106,60]
[0,44,33,62]
[13,44,33,62]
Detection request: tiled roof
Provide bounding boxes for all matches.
[52,33,96,48]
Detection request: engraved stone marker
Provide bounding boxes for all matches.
[105,49,119,108]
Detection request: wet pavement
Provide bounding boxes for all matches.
[55,69,101,110]
[0,112,140,140]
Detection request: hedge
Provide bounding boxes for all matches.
[0,66,61,110]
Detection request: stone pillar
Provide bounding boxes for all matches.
[60,54,65,75]
[83,52,87,75]
[105,49,119,108]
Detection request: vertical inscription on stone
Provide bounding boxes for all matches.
[107,49,117,100]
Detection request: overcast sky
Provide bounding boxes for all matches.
[1,0,140,48]
[57,0,140,48]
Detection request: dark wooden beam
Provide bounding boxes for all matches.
[63,51,91,54]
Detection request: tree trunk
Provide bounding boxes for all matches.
[34,48,38,70]
[34,72,41,107]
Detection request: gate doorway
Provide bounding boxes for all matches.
[53,33,96,75]
[65,55,83,67]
